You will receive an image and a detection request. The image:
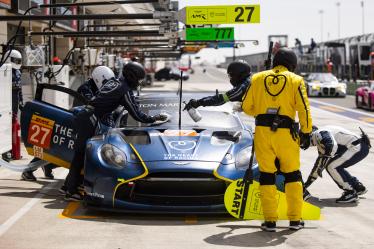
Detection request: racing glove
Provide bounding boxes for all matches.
[232,102,243,113]
[153,113,168,122]
[299,132,311,150]
[183,99,200,111]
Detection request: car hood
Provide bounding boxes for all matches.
[107,129,250,164]
[309,81,340,87]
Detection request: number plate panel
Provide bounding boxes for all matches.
[185,5,260,25]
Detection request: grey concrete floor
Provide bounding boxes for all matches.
[1,67,374,249]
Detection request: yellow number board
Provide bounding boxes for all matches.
[185,5,260,25]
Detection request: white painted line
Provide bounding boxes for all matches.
[0,171,65,237]
[312,106,374,128]
[310,98,374,118]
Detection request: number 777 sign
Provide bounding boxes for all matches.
[179,5,260,25]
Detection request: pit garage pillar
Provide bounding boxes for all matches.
[0,10,7,44]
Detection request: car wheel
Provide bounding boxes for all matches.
[369,95,373,111]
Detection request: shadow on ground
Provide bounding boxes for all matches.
[203,224,313,247]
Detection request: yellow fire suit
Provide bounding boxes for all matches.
[242,65,312,222]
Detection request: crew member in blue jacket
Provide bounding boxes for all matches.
[184,61,251,110]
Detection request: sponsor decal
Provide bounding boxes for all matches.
[139,103,179,108]
[27,114,76,151]
[33,145,44,159]
[231,180,244,215]
[86,192,104,199]
[28,115,55,149]
[168,140,196,151]
[52,123,75,150]
[163,153,198,160]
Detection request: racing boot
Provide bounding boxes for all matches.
[21,171,37,181]
[289,220,305,230]
[59,185,68,196]
[42,165,54,179]
[336,190,358,203]
[65,191,83,202]
[353,182,367,196]
[261,221,276,232]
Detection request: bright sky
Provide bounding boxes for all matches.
[178,0,374,63]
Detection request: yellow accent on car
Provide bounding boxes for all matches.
[213,166,233,183]
[112,143,149,207]
[25,147,71,168]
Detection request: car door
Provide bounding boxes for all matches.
[21,84,91,168]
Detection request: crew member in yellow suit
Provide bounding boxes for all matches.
[242,48,312,232]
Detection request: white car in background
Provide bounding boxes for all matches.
[305,73,347,97]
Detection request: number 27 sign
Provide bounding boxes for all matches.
[27,115,55,149]
[185,5,260,25]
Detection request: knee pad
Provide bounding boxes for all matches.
[259,172,276,185]
[284,170,302,184]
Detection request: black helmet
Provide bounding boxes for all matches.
[122,62,146,89]
[273,48,298,72]
[227,60,251,87]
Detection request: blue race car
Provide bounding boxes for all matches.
[21,84,284,213]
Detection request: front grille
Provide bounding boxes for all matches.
[322,87,336,96]
[330,88,336,95]
[115,173,227,206]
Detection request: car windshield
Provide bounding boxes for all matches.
[123,97,242,130]
[308,73,338,83]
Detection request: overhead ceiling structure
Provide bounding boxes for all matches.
[0,0,181,60]
[80,0,179,59]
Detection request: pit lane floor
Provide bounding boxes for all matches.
[1,67,374,249]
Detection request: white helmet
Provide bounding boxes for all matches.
[91,66,115,89]
[5,49,22,70]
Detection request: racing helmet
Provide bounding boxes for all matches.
[273,48,298,72]
[5,49,22,70]
[310,125,319,146]
[91,66,115,89]
[227,60,251,87]
[122,61,146,90]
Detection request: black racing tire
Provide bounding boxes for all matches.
[369,94,373,111]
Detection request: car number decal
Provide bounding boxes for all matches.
[27,115,55,149]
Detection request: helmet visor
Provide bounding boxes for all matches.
[11,57,22,65]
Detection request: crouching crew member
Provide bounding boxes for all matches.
[241,48,313,232]
[304,125,371,203]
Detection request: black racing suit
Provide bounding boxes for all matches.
[195,78,251,107]
[12,69,23,118]
[66,77,157,194]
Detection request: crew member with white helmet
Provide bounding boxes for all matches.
[5,49,23,118]
[64,65,167,201]
[304,125,371,203]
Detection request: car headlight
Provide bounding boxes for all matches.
[100,144,127,168]
[338,84,346,91]
[235,146,256,169]
[312,85,320,90]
